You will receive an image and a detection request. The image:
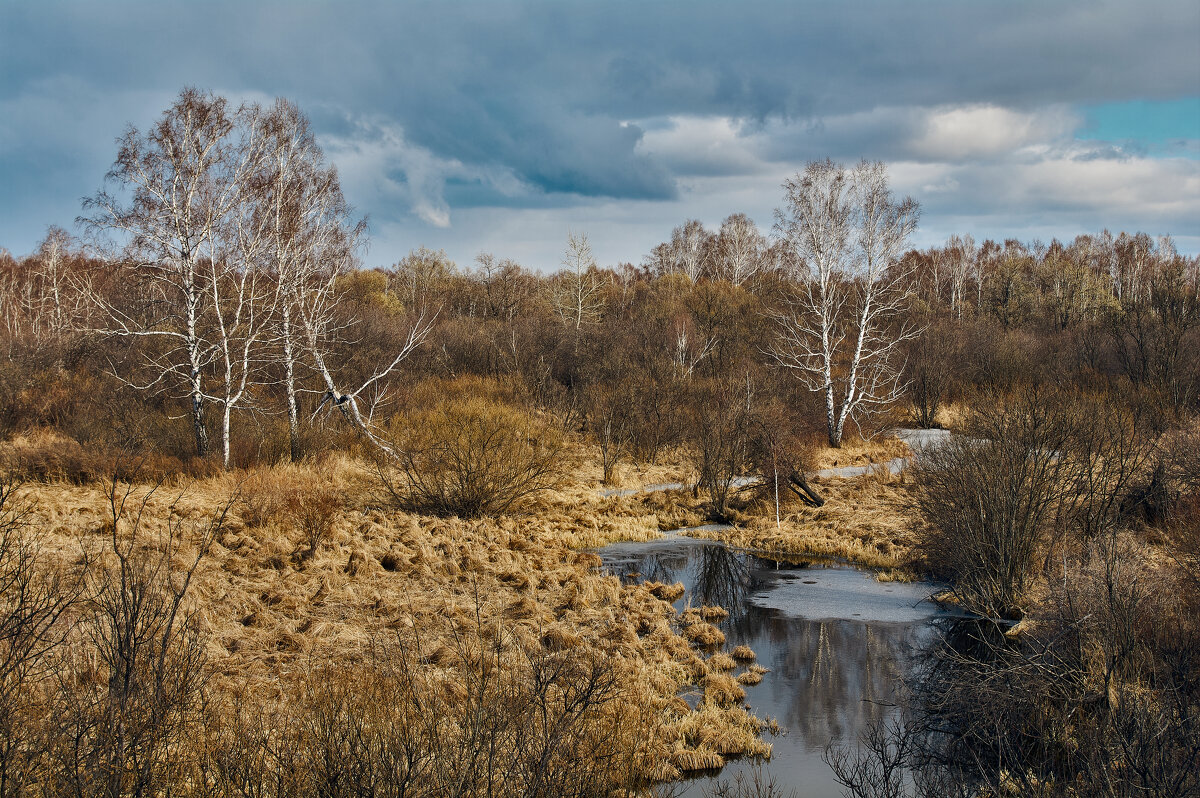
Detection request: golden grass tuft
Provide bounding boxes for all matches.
[706,652,737,672]
[736,669,763,686]
[671,747,725,772]
[731,644,756,662]
[673,703,772,759]
[702,672,746,706]
[683,621,726,648]
[647,581,686,601]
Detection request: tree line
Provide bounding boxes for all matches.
[0,88,1196,490]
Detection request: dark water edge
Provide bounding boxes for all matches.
[598,532,955,797]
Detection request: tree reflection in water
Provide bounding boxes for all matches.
[750,610,926,749]
[602,539,760,616]
[691,544,758,618]
[600,537,934,787]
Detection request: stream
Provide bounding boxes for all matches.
[598,531,956,797]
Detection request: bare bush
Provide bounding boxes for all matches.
[1058,394,1155,540]
[384,397,564,517]
[196,607,647,798]
[903,322,956,429]
[834,523,1200,798]
[689,378,758,520]
[915,390,1073,619]
[0,474,85,795]
[47,475,229,796]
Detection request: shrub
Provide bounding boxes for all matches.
[239,464,343,556]
[384,395,564,517]
[0,429,107,484]
[915,391,1073,619]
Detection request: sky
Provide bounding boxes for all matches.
[1,0,1198,271]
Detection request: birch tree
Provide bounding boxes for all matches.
[548,231,604,330]
[670,219,711,281]
[769,159,920,447]
[209,122,281,468]
[81,89,246,458]
[301,262,433,456]
[946,233,976,319]
[713,213,764,287]
[253,98,365,461]
[0,228,93,355]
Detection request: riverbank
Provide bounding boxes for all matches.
[589,432,925,576]
[597,534,949,797]
[6,428,923,793]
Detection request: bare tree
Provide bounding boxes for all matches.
[548,231,604,331]
[22,228,93,349]
[210,143,282,468]
[392,246,453,309]
[302,263,433,456]
[254,98,365,461]
[81,89,254,460]
[670,219,711,282]
[945,234,975,320]
[769,159,920,447]
[712,213,764,287]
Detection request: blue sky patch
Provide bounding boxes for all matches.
[1079,98,1200,155]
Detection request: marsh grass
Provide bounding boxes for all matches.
[684,469,922,574]
[8,446,785,794]
[0,427,933,793]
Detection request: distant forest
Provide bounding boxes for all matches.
[0,94,1196,479]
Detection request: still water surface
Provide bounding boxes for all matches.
[599,532,953,797]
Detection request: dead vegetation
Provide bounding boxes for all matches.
[2,449,787,796]
[682,467,922,572]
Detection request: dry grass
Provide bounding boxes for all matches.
[731,645,756,662]
[555,432,926,574]
[20,450,775,789]
[934,400,971,432]
[808,434,912,472]
[10,428,930,788]
[736,669,764,686]
[686,467,922,574]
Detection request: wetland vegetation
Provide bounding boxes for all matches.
[0,90,1196,796]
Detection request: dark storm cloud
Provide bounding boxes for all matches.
[1,0,1198,263]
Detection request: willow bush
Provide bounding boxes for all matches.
[384,394,564,518]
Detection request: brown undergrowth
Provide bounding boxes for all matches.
[16,450,773,794]
[687,469,923,573]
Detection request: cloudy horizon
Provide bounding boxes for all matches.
[2,0,1198,270]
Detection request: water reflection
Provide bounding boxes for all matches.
[598,536,946,798]
[692,544,759,619]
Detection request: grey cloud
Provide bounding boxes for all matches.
[1,0,1198,260]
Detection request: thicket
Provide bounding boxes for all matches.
[832,373,1200,793]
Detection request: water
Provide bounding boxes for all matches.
[598,532,954,797]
